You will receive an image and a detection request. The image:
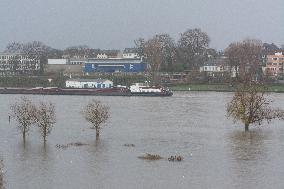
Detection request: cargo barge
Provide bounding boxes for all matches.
[0,84,173,97]
[0,87,131,96]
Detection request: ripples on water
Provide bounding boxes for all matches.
[0,92,284,189]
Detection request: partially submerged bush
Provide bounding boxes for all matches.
[56,142,89,149]
[138,153,163,160]
[124,144,135,147]
[168,155,183,162]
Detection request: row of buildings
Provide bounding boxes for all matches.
[0,48,145,76]
[1,46,284,79]
[200,52,284,78]
[45,48,146,75]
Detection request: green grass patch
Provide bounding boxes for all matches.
[169,84,234,91]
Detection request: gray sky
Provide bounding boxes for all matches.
[0,0,283,51]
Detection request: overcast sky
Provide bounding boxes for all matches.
[0,0,283,51]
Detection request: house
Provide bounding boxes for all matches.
[122,48,140,59]
[200,57,231,75]
[84,58,146,73]
[263,52,284,77]
[96,53,108,59]
[65,79,113,88]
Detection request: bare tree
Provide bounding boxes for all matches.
[225,39,262,82]
[143,36,163,84]
[5,42,24,53]
[142,34,177,84]
[10,97,36,142]
[177,28,210,70]
[34,102,56,143]
[22,41,51,74]
[156,34,177,72]
[227,83,284,131]
[63,45,92,58]
[83,100,110,140]
[5,41,54,75]
[134,38,145,58]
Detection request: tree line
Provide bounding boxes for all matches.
[2,28,214,76]
[135,28,213,73]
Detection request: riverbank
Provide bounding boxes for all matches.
[2,76,284,93]
[169,84,284,93]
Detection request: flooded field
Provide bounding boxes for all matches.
[0,92,284,189]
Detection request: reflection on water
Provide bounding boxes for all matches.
[226,129,282,189]
[228,130,268,161]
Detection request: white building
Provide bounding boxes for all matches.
[96,53,108,59]
[122,48,140,59]
[69,58,86,65]
[48,58,86,65]
[48,59,68,65]
[0,53,40,75]
[66,79,113,88]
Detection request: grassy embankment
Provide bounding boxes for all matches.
[0,74,147,88]
[169,84,284,93]
[169,84,234,92]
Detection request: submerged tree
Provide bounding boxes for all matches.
[10,97,36,142]
[34,102,56,143]
[227,83,284,131]
[83,100,110,140]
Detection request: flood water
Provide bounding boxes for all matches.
[0,92,284,189]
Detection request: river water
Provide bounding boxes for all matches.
[0,92,284,189]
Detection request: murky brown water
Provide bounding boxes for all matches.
[0,92,284,189]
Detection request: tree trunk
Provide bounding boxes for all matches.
[96,127,100,140]
[44,126,47,143]
[23,129,26,142]
[245,123,249,132]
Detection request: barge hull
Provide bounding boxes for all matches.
[0,88,173,96]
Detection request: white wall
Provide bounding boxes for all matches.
[48,59,68,65]
[122,53,139,59]
[66,80,113,88]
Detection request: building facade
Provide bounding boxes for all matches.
[200,57,230,74]
[264,52,284,77]
[48,58,86,65]
[84,58,146,73]
[122,48,140,59]
[0,53,40,75]
[66,79,113,88]
[48,59,69,65]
